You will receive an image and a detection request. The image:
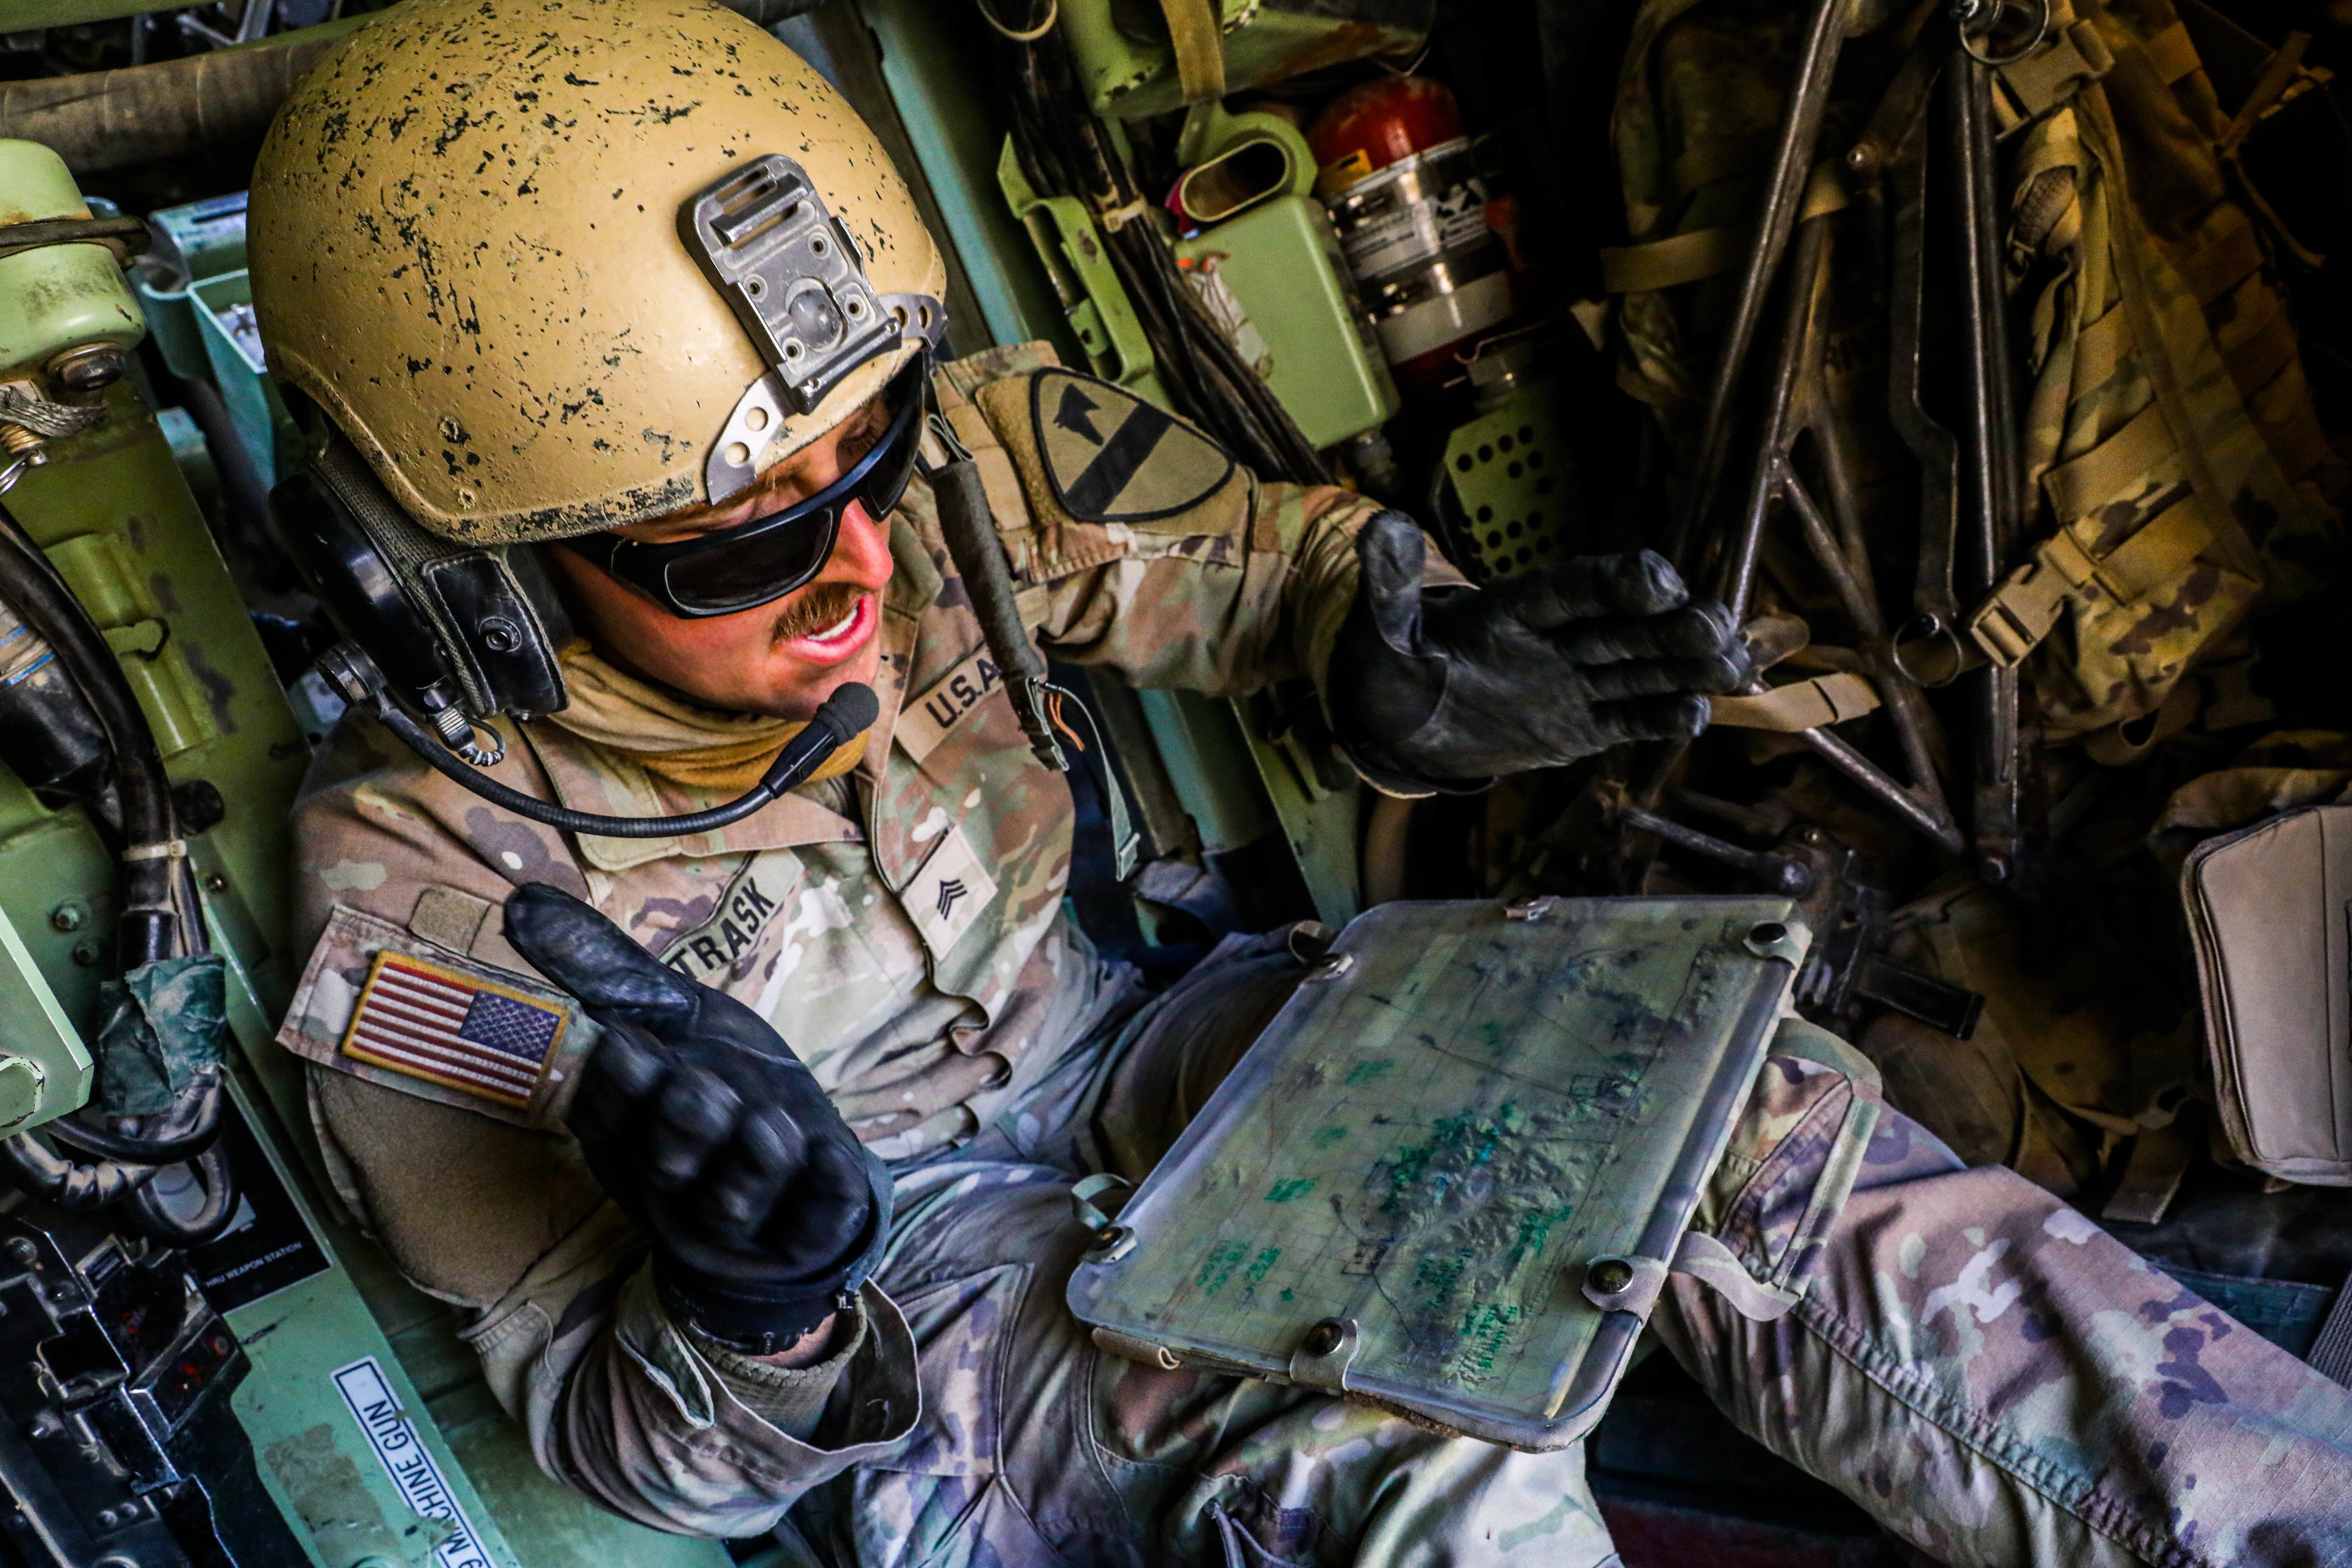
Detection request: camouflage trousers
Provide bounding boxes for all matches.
[788,931,2352,1568]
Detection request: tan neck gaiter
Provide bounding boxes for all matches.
[545,643,870,796]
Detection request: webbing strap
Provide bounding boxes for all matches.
[2000,19,2116,118]
[2099,1119,2195,1225]
[2093,496,2215,598]
[2140,20,2201,85]
[2080,84,2264,580]
[1771,1017,1883,1097]
[1155,0,1226,104]
[2222,301,2300,400]
[2173,211,2264,307]
[1603,165,1844,294]
[1968,498,2215,665]
[2043,399,2175,522]
[2262,398,2334,482]
[944,402,1034,541]
[1671,1231,1802,1321]
[1600,225,1746,294]
[1706,672,1880,732]
[1668,137,1767,200]
[2071,303,2133,399]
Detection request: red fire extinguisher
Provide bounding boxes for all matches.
[1309,77,1516,397]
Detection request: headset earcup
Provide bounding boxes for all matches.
[267,456,459,705]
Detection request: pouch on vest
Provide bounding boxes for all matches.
[1968,0,2337,745]
[2182,804,2352,1185]
[1065,896,1825,1452]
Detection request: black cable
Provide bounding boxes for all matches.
[47,1067,223,1165]
[0,497,178,965]
[1003,23,1329,488]
[0,1133,158,1210]
[359,667,880,839]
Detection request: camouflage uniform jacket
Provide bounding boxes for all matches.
[274,346,1415,1535]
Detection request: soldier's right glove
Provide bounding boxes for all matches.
[504,883,889,1356]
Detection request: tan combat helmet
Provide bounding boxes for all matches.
[249,0,947,544]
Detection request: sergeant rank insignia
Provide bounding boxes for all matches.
[1030,368,1235,524]
[339,951,569,1111]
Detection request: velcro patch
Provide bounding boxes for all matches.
[905,821,998,960]
[341,951,569,1111]
[1029,368,1235,524]
[279,904,596,1129]
[897,645,1002,766]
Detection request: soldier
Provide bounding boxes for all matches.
[252,2,2352,1564]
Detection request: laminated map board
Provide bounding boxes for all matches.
[1067,896,1808,1450]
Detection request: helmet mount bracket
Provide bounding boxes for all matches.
[685,154,947,502]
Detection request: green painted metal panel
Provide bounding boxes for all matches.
[1439,378,1581,581]
[1061,0,1429,121]
[995,139,1169,403]
[1133,688,1272,856]
[1231,700,1360,928]
[1173,195,1397,449]
[857,0,1080,356]
[0,898,91,1131]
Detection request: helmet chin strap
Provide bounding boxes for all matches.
[320,645,878,840]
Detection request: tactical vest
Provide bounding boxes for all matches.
[1976,0,2340,746]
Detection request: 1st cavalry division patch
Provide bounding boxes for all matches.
[340,951,569,1110]
[1030,367,1235,524]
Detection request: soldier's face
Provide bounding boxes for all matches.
[548,402,897,722]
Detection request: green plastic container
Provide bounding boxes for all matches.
[133,191,252,383]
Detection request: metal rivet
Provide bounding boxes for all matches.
[71,939,102,968]
[478,616,522,654]
[1587,1258,1635,1295]
[1301,1320,1346,1357]
[1302,952,1354,982]
[204,875,226,893]
[1748,921,1788,948]
[48,902,85,933]
[7,1239,37,1266]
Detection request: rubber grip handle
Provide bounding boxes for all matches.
[930,459,1047,684]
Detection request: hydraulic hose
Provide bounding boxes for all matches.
[0,498,177,965]
[325,645,880,839]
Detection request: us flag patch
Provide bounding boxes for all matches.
[339,952,568,1110]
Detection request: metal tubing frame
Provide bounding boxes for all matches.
[1710,201,1966,855]
[1669,0,1855,570]
[1952,52,2028,882]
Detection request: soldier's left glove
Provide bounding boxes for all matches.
[1327,512,1748,789]
[504,884,890,1356]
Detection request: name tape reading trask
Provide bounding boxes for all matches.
[332,1358,495,1568]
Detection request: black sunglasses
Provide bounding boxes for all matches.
[561,356,929,620]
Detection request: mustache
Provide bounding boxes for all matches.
[769,582,868,645]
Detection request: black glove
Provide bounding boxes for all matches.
[503,883,889,1354]
[1328,513,1748,789]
